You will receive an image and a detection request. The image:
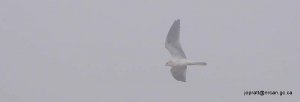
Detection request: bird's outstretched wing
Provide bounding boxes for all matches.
[165,19,186,59]
[170,66,187,82]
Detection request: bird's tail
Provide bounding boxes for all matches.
[189,62,207,66]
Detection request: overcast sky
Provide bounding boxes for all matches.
[0,0,299,102]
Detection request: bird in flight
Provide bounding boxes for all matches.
[165,19,207,82]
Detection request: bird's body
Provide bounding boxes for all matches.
[166,59,191,66]
[165,19,207,82]
[166,59,206,67]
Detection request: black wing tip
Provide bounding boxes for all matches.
[171,19,180,30]
[174,19,180,23]
[176,79,186,82]
[173,76,186,82]
[180,80,186,82]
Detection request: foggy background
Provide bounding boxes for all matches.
[0,0,299,102]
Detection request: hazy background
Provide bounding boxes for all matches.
[0,0,299,102]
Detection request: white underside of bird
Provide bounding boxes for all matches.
[165,19,207,82]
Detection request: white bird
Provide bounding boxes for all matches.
[165,19,207,82]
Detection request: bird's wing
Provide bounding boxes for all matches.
[170,66,187,82]
[165,19,186,59]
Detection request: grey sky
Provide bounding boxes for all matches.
[0,0,299,102]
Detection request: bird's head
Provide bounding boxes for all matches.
[165,61,173,66]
